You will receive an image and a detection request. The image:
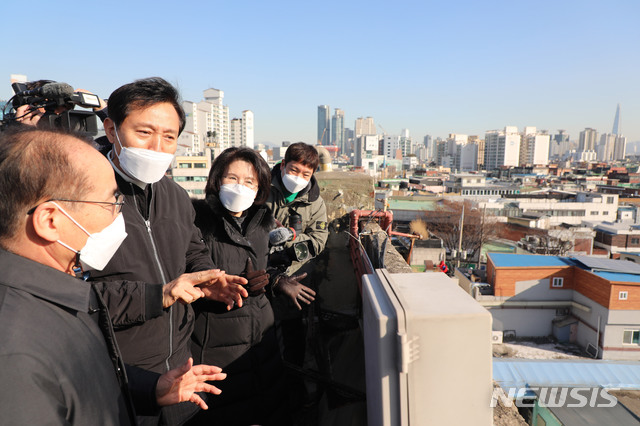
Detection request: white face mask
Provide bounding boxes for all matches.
[113,127,174,184]
[53,202,128,271]
[282,170,310,194]
[219,183,257,213]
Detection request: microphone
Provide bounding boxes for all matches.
[18,82,74,99]
[269,227,295,246]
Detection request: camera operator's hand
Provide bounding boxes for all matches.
[274,273,315,310]
[15,104,44,126]
[75,88,107,111]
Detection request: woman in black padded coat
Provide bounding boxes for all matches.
[188,147,301,426]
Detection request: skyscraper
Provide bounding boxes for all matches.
[331,108,345,152]
[317,105,330,145]
[612,104,621,135]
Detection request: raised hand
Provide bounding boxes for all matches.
[275,273,316,310]
[156,357,226,410]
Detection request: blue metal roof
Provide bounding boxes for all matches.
[488,253,570,268]
[592,271,640,283]
[494,359,640,389]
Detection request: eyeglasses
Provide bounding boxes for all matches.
[27,192,125,215]
[222,175,258,191]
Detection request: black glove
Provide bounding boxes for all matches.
[274,273,316,310]
[244,258,269,297]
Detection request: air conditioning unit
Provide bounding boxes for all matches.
[492,331,503,344]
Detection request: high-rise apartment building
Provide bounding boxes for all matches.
[318,105,330,145]
[343,128,355,157]
[399,129,412,157]
[472,136,485,169]
[230,118,242,148]
[178,101,200,155]
[549,130,571,160]
[331,108,345,153]
[578,128,598,152]
[459,143,478,172]
[228,110,254,149]
[383,135,401,160]
[242,110,254,149]
[597,134,616,162]
[613,135,627,160]
[519,127,550,166]
[355,117,376,137]
[484,126,520,170]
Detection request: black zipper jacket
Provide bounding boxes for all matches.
[89,172,214,374]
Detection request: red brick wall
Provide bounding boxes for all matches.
[574,238,592,255]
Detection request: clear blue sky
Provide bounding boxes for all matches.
[2,0,639,146]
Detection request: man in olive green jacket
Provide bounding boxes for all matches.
[266,143,328,368]
[267,143,328,276]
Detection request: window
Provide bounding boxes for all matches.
[552,277,564,288]
[590,211,599,216]
[619,291,628,300]
[194,163,207,168]
[179,163,192,168]
[623,330,639,345]
[632,239,640,245]
[607,196,614,204]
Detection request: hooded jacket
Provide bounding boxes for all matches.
[266,162,328,275]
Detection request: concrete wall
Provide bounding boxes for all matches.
[572,292,608,357]
[512,279,574,301]
[488,307,559,337]
[602,309,640,360]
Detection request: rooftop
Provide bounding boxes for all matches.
[493,358,640,390]
[592,271,640,284]
[488,253,571,268]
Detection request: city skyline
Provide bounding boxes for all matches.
[2,1,639,145]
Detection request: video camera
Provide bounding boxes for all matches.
[1,80,101,136]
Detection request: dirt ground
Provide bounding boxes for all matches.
[492,382,528,426]
[610,390,640,419]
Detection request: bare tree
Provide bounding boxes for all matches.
[520,229,574,256]
[419,199,500,261]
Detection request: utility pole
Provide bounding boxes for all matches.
[457,203,465,268]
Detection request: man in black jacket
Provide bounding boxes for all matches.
[0,128,227,425]
[88,77,249,425]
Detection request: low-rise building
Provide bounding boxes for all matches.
[594,221,640,255]
[470,253,640,360]
[482,191,619,226]
[170,150,212,199]
[444,173,520,197]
